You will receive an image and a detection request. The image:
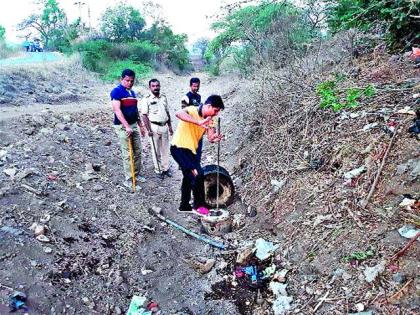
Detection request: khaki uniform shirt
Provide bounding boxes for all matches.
[141,93,169,123]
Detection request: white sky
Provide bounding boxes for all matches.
[0,0,235,45]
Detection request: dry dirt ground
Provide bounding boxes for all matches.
[0,70,254,315]
[0,55,419,315]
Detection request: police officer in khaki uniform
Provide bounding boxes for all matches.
[141,79,173,178]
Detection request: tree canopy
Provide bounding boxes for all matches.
[100,3,146,42]
[17,0,67,49]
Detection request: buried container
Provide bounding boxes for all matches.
[201,208,232,236]
[203,164,235,208]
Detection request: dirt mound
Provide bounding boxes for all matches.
[230,51,419,313]
[0,57,100,107]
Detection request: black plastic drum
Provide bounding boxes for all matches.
[202,164,235,208]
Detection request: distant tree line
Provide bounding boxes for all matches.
[16,0,190,79]
[203,0,420,75]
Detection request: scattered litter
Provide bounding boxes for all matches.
[398,225,420,239]
[344,166,366,179]
[254,238,279,261]
[364,260,386,283]
[399,198,416,208]
[9,291,27,312]
[270,282,292,315]
[348,311,373,315]
[126,295,160,315]
[362,122,378,132]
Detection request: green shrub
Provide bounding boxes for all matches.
[316,79,376,111]
[326,0,420,49]
[127,41,158,64]
[102,59,152,82]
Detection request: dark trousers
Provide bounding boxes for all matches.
[196,138,203,164]
[170,146,205,209]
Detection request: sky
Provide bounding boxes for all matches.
[0,0,234,45]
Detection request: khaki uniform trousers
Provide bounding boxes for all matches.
[114,123,142,181]
[149,123,170,173]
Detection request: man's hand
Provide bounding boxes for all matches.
[209,132,223,143]
[168,126,173,136]
[148,130,153,137]
[125,126,133,137]
[139,125,146,137]
[198,117,212,128]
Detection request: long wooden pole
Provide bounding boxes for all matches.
[127,135,136,192]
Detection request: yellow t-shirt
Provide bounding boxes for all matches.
[171,106,206,154]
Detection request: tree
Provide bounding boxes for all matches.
[100,3,145,42]
[192,38,209,58]
[206,0,314,74]
[143,22,189,70]
[17,0,67,49]
[0,25,5,41]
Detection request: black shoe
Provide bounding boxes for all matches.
[177,204,192,212]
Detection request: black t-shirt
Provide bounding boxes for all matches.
[186,91,201,106]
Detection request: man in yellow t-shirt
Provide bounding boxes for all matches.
[170,95,224,213]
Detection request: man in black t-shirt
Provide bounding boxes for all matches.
[181,77,203,161]
[181,77,201,108]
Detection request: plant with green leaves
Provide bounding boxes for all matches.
[326,0,420,49]
[343,249,374,262]
[316,79,376,111]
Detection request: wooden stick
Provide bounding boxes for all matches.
[127,136,136,192]
[388,279,414,302]
[313,290,330,313]
[360,128,398,208]
[390,231,420,262]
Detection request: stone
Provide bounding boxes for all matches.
[44,247,53,254]
[36,235,50,243]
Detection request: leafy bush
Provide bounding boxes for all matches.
[316,79,376,111]
[127,41,158,64]
[102,59,152,82]
[74,40,112,72]
[326,0,420,49]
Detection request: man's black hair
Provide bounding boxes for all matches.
[205,95,224,110]
[149,78,160,86]
[190,77,200,86]
[121,69,135,78]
